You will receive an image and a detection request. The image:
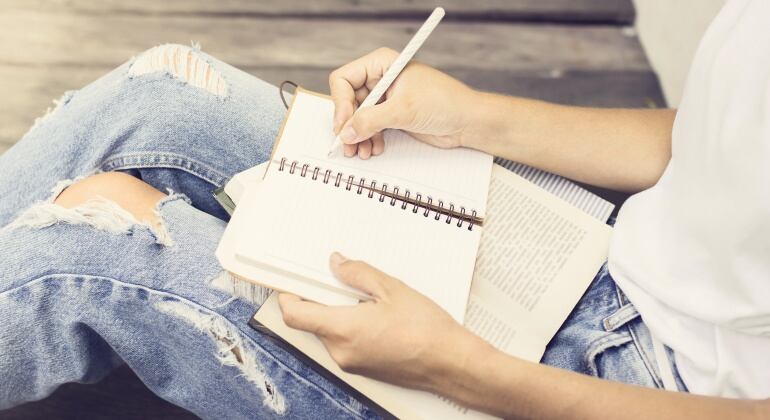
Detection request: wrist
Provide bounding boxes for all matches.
[423,326,496,396]
[459,91,520,153]
[460,91,556,165]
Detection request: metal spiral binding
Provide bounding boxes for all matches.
[277,157,477,230]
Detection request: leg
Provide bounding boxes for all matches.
[0,175,375,419]
[540,263,688,392]
[0,44,288,225]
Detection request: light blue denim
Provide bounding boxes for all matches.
[0,45,686,419]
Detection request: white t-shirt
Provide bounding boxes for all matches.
[608,0,770,398]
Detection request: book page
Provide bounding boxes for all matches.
[464,164,612,361]
[253,164,612,419]
[494,157,614,221]
[235,165,482,323]
[271,90,493,216]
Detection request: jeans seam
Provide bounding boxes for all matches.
[583,332,633,377]
[613,284,664,389]
[2,274,366,418]
[625,323,663,389]
[99,152,229,187]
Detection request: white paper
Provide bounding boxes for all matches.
[227,90,492,322]
[271,91,493,216]
[235,167,481,322]
[253,165,613,419]
[464,165,612,361]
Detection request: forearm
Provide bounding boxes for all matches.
[461,92,676,193]
[429,336,768,420]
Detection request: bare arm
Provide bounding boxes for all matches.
[280,255,770,420]
[331,48,675,193]
[463,93,675,192]
[438,335,766,420]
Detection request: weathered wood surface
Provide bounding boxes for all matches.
[0,365,199,420]
[0,65,663,148]
[1,12,647,70]
[0,11,657,145]
[6,0,636,23]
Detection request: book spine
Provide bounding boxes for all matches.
[276,157,481,230]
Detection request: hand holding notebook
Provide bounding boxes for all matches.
[217,89,494,322]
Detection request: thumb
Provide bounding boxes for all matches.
[339,100,406,145]
[329,252,389,298]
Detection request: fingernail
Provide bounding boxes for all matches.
[330,252,348,267]
[339,125,358,144]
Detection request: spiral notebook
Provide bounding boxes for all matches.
[217,88,494,322]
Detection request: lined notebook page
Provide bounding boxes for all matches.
[272,90,493,216]
[234,166,482,323]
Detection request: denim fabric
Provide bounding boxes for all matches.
[0,45,684,419]
[542,261,688,392]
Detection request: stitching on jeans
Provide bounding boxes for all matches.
[614,284,664,388]
[0,274,368,418]
[602,304,640,332]
[100,153,227,184]
[626,322,664,388]
[584,332,633,377]
[99,153,229,186]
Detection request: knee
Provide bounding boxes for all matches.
[129,44,228,97]
[54,172,166,228]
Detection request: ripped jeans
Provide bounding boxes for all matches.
[0,44,686,419]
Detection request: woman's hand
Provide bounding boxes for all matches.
[278,252,482,390]
[329,47,481,159]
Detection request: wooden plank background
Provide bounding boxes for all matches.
[0,1,660,418]
[7,0,636,23]
[0,0,661,152]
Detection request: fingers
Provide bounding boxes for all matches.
[330,77,357,134]
[354,87,370,106]
[371,132,385,156]
[329,252,390,298]
[278,293,341,335]
[357,139,373,159]
[329,47,399,136]
[339,100,405,145]
[341,138,382,159]
[343,143,358,158]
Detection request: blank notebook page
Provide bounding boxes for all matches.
[234,165,482,323]
[272,91,493,216]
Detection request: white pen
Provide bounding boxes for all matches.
[328,6,446,157]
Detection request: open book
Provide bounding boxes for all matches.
[249,164,613,419]
[215,88,614,419]
[216,88,493,322]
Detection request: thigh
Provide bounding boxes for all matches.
[0,44,288,225]
[540,264,686,390]
[0,196,374,419]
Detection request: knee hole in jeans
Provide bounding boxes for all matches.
[4,172,176,246]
